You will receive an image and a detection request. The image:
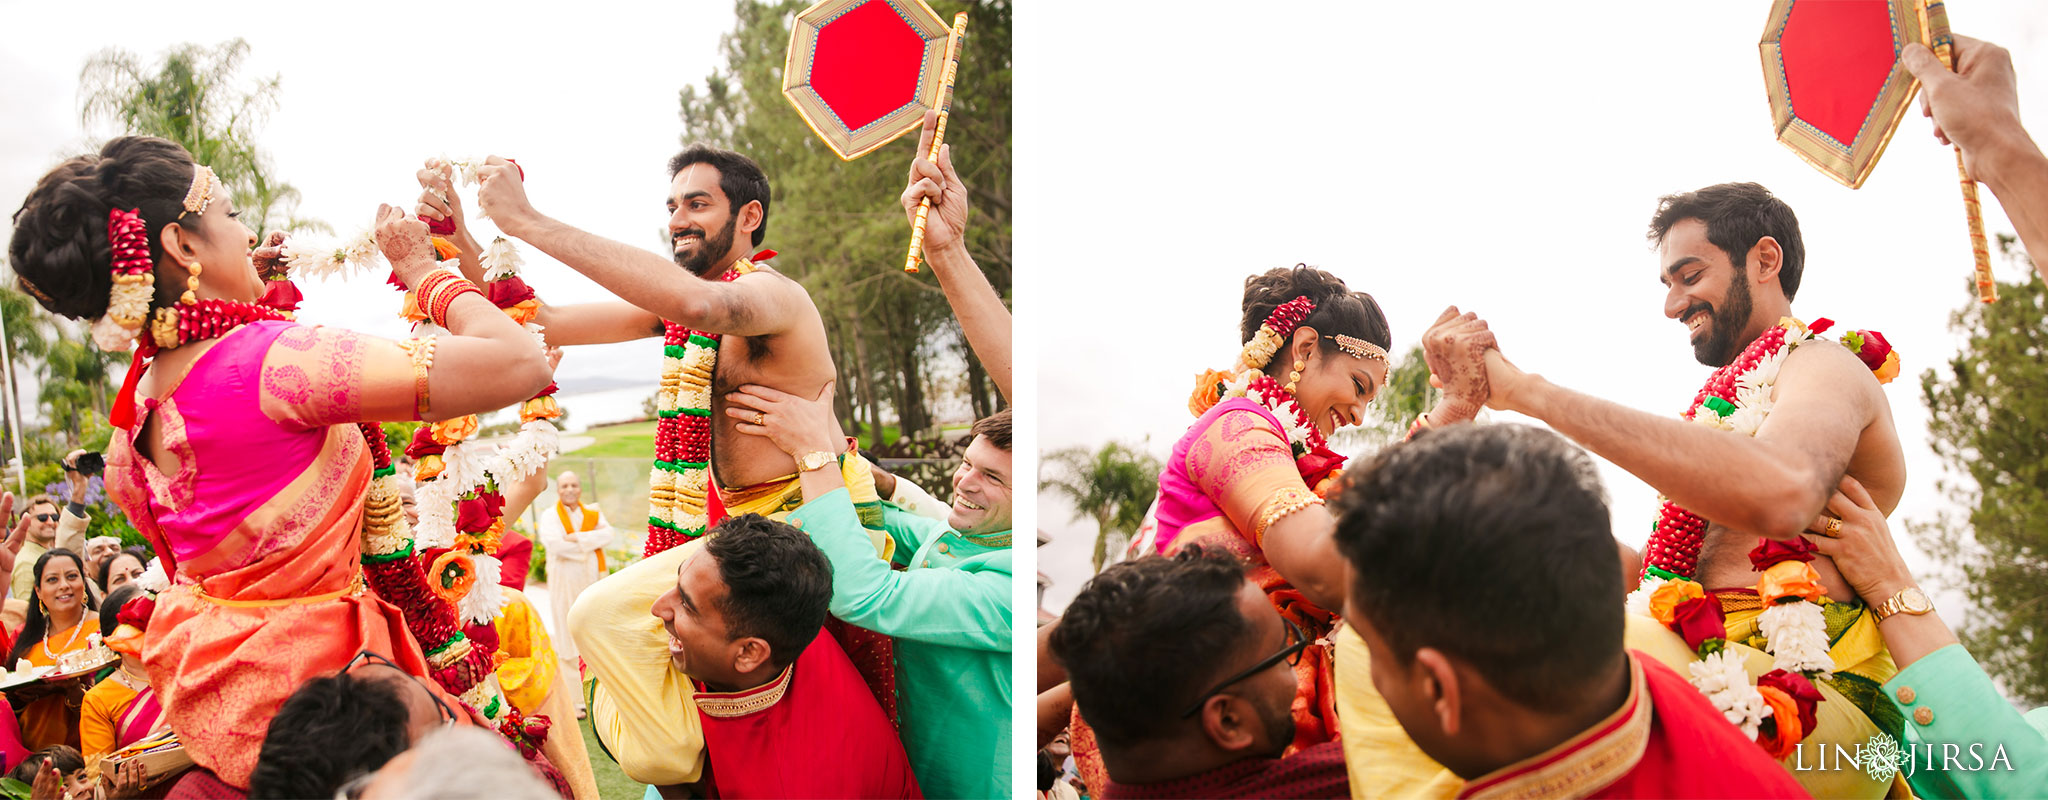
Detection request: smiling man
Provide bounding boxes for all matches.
[726,400,1014,800]
[574,514,918,798]
[429,145,871,551]
[1349,182,1912,797]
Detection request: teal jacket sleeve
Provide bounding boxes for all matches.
[1886,644,2048,798]
[790,489,1013,653]
[878,502,943,568]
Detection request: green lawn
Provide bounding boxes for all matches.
[581,715,647,800]
[572,420,657,458]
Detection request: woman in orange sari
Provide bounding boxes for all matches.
[4,549,98,750]
[7,136,552,788]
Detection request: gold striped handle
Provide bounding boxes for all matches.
[905,12,970,273]
[1926,0,1997,302]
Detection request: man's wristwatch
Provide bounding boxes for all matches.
[797,451,837,473]
[1873,586,1934,622]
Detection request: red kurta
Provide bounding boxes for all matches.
[696,630,920,799]
[1459,652,1809,799]
[1099,741,1349,799]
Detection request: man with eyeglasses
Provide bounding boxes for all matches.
[1046,546,1345,799]
[247,650,464,799]
[6,450,96,604]
[1332,424,1804,798]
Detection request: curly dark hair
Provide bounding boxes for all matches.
[1048,546,1252,748]
[1239,265,1392,359]
[248,669,413,800]
[1333,424,1623,713]
[9,136,216,319]
[703,513,833,671]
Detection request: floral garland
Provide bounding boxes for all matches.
[1629,316,1898,758]
[356,422,504,716]
[397,233,560,625]
[644,260,759,557]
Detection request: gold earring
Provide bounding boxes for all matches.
[181,260,202,305]
[1285,359,1304,394]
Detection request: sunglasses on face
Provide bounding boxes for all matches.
[31,514,56,523]
[1180,617,1311,718]
[344,650,460,728]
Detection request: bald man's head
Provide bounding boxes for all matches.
[557,472,582,506]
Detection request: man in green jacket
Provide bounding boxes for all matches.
[727,390,1013,800]
[1805,475,2046,797]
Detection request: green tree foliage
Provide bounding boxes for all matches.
[1043,442,1162,574]
[79,39,325,239]
[677,1,1011,447]
[1911,235,2048,705]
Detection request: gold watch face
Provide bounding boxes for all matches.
[1899,587,1933,614]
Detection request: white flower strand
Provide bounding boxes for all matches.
[1758,601,1838,677]
[1688,649,1773,740]
[458,555,509,624]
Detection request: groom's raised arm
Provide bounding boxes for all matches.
[473,156,809,340]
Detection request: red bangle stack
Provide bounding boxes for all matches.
[413,269,483,329]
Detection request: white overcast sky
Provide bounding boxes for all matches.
[1018,1,2048,620]
[0,0,735,398]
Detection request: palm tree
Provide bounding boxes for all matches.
[79,39,326,239]
[0,287,53,460]
[1042,441,1162,573]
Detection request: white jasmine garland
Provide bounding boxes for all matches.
[481,237,524,281]
[1758,601,1837,677]
[90,316,135,353]
[458,555,508,624]
[1688,649,1773,739]
[412,477,460,550]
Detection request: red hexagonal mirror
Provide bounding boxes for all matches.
[784,0,954,161]
[1759,0,1926,188]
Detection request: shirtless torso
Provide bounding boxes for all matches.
[1692,341,1907,602]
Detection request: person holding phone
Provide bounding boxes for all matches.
[5,451,99,606]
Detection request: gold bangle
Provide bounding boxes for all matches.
[400,335,438,418]
[1253,486,1324,547]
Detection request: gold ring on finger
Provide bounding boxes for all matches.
[753,413,765,426]
[1822,516,1843,538]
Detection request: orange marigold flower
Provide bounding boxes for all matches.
[1188,369,1234,417]
[503,298,541,326]
[400,291,427,323]
[1755,685,1804,759]
[427,550,478,603]
[1873,351,1900,385]
[430,236,463,261]
[1758,560,1827,604]
[416,454,445,481]
[1648,579,1706,627]
[430,415,480,445]
[520,395,562,423]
